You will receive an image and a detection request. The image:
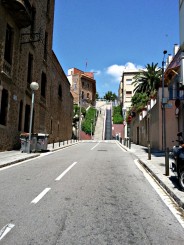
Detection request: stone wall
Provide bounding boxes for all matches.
[0,0,73,151]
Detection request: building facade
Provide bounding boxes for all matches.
[119,69,139,137]
[0,0,73,151]
[68,68,96,107]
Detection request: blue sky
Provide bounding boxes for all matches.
[53,0,179,97]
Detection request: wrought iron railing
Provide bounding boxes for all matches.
[2,60,11,78]
[168,87,184,100]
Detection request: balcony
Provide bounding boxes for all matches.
[1,60,12,78]
[2,0,32,28]
[169,87,184,100]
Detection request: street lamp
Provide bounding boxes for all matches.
[122,107,126,138]
[27,81,39,153]
[162,50,167,151]
[161,50,170,175]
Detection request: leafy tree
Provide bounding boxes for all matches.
[96,92,99,100]
[131,92,149,112]
[132,62,162,97]
[104,91,117,101]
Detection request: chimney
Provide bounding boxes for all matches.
[173,44,179,55]
[166,54,173,67]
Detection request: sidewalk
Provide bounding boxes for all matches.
[0,140,78,168]
[120,142,184,209]
[0,140,184,209]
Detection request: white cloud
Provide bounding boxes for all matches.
[90,69,101,75]
[105,62,143,82]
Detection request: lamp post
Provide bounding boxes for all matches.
[161,50,169,175]
[27,81,39,153]
[78,92,82,141]
[162,50,167,151]
[122,107,126,138]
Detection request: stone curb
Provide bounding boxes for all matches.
[138,159,184,209]
[117,141,184,209]
[0,153,40,169]
[0,142,79,169]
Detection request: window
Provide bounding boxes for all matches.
[73,81,77,91]
[126,79,132,85]
[87,93,90,99]
[4,24,13,64]
[27,53,33,85]
[126,91,132,96]
[24,104,30,132]
[44,32,48,61]
[58,84,62,99]
[0,89,8,126]
[81,91,84,99]
[41,72,47,98]
[30,7,36,39]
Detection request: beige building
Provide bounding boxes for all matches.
[0,0,73,151]
[119,69,139,137]
[68,68,96,107]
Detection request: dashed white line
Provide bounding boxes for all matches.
[0,223,15,241]
[55,161,77,181]
[31,188,51,204]
[134,159,184,229]
[91,142,100,150]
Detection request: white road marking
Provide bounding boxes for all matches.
[31,188,51,204]
[134,159,184,229]
[91,142,100,150]
[0,223,15,241]
[115,142,126,151]
[55,162,77,181]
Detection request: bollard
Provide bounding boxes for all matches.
[124,138,126,146]
[67,140,68,144]
[165,147,169,176]
[129,138,131,149]
[59,141,60,147]
[63,141,64,145]
[148,142,151,160]
[53,140,55,149]
[126,138,129,147]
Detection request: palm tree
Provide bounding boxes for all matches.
[132,62,162,97]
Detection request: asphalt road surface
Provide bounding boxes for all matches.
[0,141,184,245]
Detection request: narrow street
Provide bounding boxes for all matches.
[0,142,184,244]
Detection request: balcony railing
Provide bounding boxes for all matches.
[2,0,32,28]
[169,88,184,100]
[1,60,12,78]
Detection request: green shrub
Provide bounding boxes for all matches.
[81,107,96,135]
[113,105,123,124]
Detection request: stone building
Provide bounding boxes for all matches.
[67,68,96,107]
[0,0,73,151]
